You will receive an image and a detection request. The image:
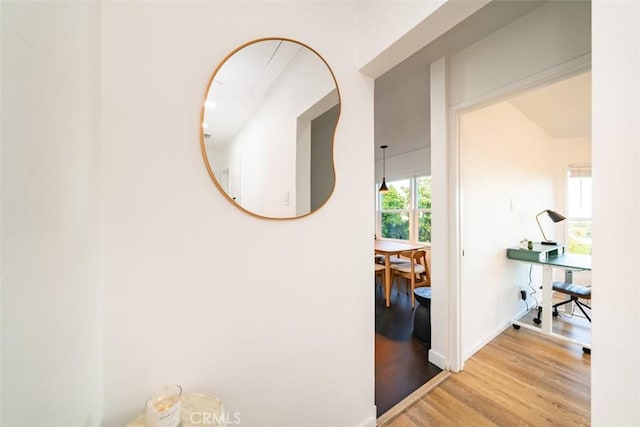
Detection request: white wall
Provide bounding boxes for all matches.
[429,57,450,369]
[0,0,3,417]
[448,1,591,108]
[1,2,102,426]
[592,1,640,425]
[205,144,231,187]
[229,47,336,217]
[358,0,489,78]
[357,1,445,73]
[101,2,374,426]
[460,101,575,359]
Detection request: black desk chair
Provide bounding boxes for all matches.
[535,281,591,323]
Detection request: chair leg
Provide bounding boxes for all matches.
[575,300,591,322]
[536,298,572,324]
[551,296,592,322]
[552,297,576,317]
[390,271,398,295]
[410,276,415,308]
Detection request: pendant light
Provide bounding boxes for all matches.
[379,145,389,193]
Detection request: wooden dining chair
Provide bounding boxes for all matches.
[377,254,407,265]
[390,250,431,307]
[374,263,386,288]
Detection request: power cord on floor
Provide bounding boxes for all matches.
[527,265,541,310]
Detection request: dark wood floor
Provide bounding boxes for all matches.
[375,282,442,417]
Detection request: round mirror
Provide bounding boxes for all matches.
[201,38,341,219]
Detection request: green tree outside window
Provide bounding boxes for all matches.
[379,176,431,243]
[380,180,410,240]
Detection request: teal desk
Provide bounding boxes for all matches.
[507,245,591,350]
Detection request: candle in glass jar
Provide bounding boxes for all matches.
[145,384,182,427]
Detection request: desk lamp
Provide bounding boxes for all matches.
[536,209,566,245]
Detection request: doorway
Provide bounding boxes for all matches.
[457,69,592,362]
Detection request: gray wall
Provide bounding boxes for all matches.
[310,104,339,211]
[374,59,431,159]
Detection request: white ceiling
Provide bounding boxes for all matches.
[508,71,591,138]
[203,40,301,146]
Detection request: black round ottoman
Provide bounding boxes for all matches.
[413,287,431,344]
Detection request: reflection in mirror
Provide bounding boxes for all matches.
[201,38,340,219]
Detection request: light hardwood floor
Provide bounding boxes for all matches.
[383,327,590,426]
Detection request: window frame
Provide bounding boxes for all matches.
[566,164,592,255]
[376,175,431,245]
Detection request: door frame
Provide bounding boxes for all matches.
[447,54,592,371]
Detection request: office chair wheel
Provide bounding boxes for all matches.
[533,317,541,324]
[583,347,591,355]
[512,324,520,330]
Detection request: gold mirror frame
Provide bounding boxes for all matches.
[200,37,341,220]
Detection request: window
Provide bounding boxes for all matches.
[567,165,592,254]
[377,175,432,243]
[379,179,410,240]
[416,176,432,242]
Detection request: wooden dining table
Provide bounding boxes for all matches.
[375,240,425,307]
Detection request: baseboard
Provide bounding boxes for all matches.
[481,311,532,354]
[355,412,377,427]
[377,370,451,426]
[463,322,513,362]
[512,306,528,323]
[428,348,447,370]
